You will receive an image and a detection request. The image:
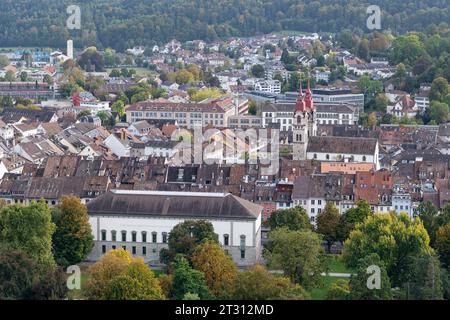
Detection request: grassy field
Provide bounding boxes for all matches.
[325,255,354,274]
[309,276,349,300]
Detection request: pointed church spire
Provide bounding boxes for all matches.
[299,81,303,97]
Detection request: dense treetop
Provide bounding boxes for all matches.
[0,0,449,51]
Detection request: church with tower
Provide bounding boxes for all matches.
[292,80,317,161]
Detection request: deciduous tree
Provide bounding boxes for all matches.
[316,203,341,253]
[268,207,311,231]
[191,242,237,298]
[265,228,324,288]
[52,196,94,267]
[343,213,432,286]
[0,201,55,267]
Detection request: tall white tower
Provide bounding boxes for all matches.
[67,39,74,60]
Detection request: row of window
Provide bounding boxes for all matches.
[100,230,246,247]
[101,230,167,243]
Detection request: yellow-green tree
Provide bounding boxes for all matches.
[191,242,237,298]
[233,264,309,300]
[0,201,55,267]
[85,249,164,300]
[343,213,432,286]
[190,88,224,102]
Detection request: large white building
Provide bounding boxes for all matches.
[86,190,263,267]
[254,80,281,94]
[306,136,380,170]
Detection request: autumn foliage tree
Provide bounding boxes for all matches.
[85,249,164,300]
[233,264,309,300]
[52,196,94,267]
[191,242,237,298]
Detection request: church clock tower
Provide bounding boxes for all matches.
[292,80,317,161]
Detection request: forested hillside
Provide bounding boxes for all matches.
[0,0,449,51]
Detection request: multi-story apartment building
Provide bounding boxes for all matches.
[126,97,238,129]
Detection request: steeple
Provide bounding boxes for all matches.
[295,81,306,112]
[304,79,314,111]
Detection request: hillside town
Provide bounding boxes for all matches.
[1,28,449,301]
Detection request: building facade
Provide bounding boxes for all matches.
[86,190,263,267]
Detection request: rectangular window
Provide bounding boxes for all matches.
[101,230,106,241]
[152,233,157,243]
[240,250,246,259]
[111,232,116,242]
[132,246,136,255]
[122,246,127,251]
[142,247,147,256]
[142,233,147,243]
[102,245,106,254]
[162,232,168,244]
[132,233,137,242]
[112,245,116,250]
[121,232,126,242]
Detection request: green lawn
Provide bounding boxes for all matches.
[309,276,349,300]
[325,255,354,274]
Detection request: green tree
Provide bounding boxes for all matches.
[0,201,55,267]
[414,201,450,245]
[268,207,311,231]
[404,253,443,300]
[233,264,309,300]
[343,213,432,286]
[435,222,450,267]
[326,279,350,300]
[265,228,324,288]
[0,55,9,68]
[0,250,39,299]
[251,64,265,78]
[190,88,224,102]
[429,77,449,102]
[111,100,126,118]
[103,259,165,300]
[52,196,94,267]
[338,200,373,241]
[161,220,218,264]
[78,47,105,72]
[171,255,212,300]
[349,254,392,300]
[390,34,425,66]
[316,202,341,253]
[0,250,67,300]
[426,101,449,124]
[175,69,194,85]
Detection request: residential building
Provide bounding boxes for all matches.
[126,97,237,129]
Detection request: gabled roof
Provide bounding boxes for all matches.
[86,190,262,220]
[307,136,378,155]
